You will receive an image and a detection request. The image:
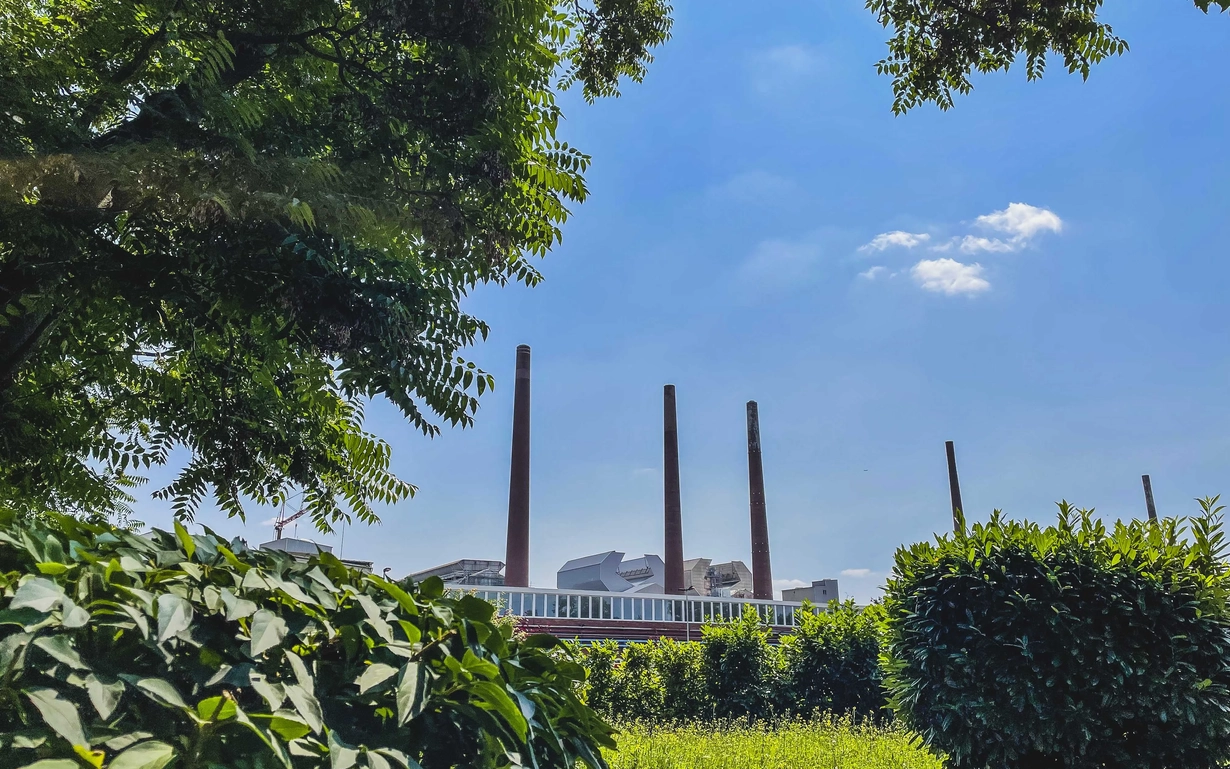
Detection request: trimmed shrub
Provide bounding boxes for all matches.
[701,608,776,720]
[653,639,706,723]
[882,500,1230,769]
[780,601,885,720]
[0,511,612,769]
[575,603,888,725]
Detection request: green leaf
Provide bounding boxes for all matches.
[284,683,323,734]
[25,687,87,747]
[248,673,286,710]
[109,740,175,769]
[12,578,64,612]
[173,521,196,559]
[460,650,499,681]
[328,731,359,769]
[156,594,193,643]
[396,662,427,726]
[0,608,46,627]
[0,632,31,676]
[366,751,390,769]
[355,663,398,694]
[103,732,154,752]
[283,650,314,693]
[85,674,124,720]
[34,635,89,670]
[250,609,288,656]
[373,749,424,769]
[59,598,90,629]
[268,711,311,741]
[195,696,237,722]
[35,563,69,575]
[418,576,444,599]
[456,595,494,623]
[123,676,189,711]
[17,761,80,769]
[370,577,418,616]
[468,681,527,741]
[220,589,258,621]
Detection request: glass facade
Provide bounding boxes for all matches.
[461,588,811,627]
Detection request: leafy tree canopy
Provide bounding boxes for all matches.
[0,0,671,526]
[867,0,1228,113]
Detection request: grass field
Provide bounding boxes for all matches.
[601,718,942,769]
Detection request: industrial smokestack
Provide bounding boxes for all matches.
[746,401,773,600]
[663,385,685,595]
[504,345,531,587]
[945,440,964,533]
[1142,475,1158,521]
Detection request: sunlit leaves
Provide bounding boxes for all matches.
[882,500,1230,768]
[0,510,613,769]
[0,0,671,528]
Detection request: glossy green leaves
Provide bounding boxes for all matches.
[0,510,612,769]
[882,498,1230,769]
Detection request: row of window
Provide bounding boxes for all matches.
[468,590,803,627]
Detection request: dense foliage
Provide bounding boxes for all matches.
[881,500,1230,769]
[0,510,613,769]
[578,602,886,724]
[0,0,670,524]
[866,0,1229,113]
[779,601,884,718]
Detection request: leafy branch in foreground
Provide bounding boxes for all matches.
[0,510,611,769]
[866,0,1226,113]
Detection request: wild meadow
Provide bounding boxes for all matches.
[601,718,941,769]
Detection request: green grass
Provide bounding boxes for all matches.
[601,718,943,769]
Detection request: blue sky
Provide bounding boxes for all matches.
[136,1,1230,603]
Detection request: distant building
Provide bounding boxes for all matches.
[782,579,840,604]
[684,558,755,597]
[259,537,373,572]
[408,559,505,587]
[556,551,667,593]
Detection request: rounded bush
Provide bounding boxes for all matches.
[882,500,1230,769]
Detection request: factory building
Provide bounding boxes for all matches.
[260,537,373,572]
[408,346,841,642]
[782,579,841,604]
[408,558,505,587]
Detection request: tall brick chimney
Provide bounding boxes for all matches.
[746,401,773,600]
[663,385,685,595]
[504,345,531,587]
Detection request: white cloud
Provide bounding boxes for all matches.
[976,202,1063,240]
[859,266,887,280]
[840,568,873,578]
[859,231,930,252]
[740,236,822,289]
[260,517,278,527]
[911,258,990,296]
[958,235,1017,254]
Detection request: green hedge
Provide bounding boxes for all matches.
[0,511,611,769]
[882,500,1230,769]
[575,601,886,724]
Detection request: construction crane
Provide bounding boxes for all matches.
[273,506,308,540]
